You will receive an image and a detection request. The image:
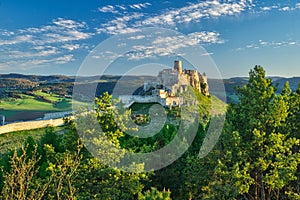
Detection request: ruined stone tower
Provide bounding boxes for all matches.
[199,72,209,95]
[174,60,182,74]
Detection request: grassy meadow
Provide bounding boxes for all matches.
[0,91,86,122]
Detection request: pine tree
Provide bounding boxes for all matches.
[202,66,300,199]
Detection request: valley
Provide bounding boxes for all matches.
[1,73,299,123]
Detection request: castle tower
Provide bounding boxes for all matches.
[174,60,182,74]
[199,72,209,96]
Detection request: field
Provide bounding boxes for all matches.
[0,91,86,122]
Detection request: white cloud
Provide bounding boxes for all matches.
[116,5,126,10]
[20,54,74,66]
[0,54,74,71]
[128,35,146,40]
[62,44,80,51]
[259,40,268,46]
[0,45,69,63]
[52,18,87,29]
[41,30,91,44]
[201,52,214,56]
[0,35,33,45]
[0,30,15,37]
[98,5,118,13]
[280,6,291,11]
[91,51,121,60]
[129,3,151,10]
[96,13,143,35]
[238,39,300,51]
[289,41,296,45]
[97,0,254,36]
[7,49,58,59]
[31,45,55,50]
[0,60,14,70]
[261,7,271,11]
[188,31,224,44]
[123,31,223,60]
[0,18,90,70]
[142,0,253,26]
[54,54,74,64]
[98,3,151,14]
[257,2,300,13]
[0,18,92,46]
[277,3,300,12]
[260,5,279,11]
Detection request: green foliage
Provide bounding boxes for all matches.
[139,187,172,200]
[23,136,37,158]
[73,91,149,199]
[0,142,82,200]
[0,127,53,153]
[60,117,82,153]
[0,69,298,199]
[1,145,48,200]
[74,158,147,200]
[40,126,63,152]
[199,66,300,200]
[0,85,217,199]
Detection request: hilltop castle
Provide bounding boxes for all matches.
[119,60,209,108]
[144,60,209,97]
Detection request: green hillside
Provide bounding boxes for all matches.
[0,92,86,122]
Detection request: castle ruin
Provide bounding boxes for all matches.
[144,60,209,97]
[119,60,209,108]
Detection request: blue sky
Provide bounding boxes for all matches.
[0,0,299,78]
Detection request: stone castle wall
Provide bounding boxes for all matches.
[43,111,72,120]
[119,95,182,108]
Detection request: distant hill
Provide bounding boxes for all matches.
[209,76,300,103]
[220,76,300,92]
[272,77,300,91]
[0,78,39,90]
[0,73,299,104]
[0,73,75,83]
